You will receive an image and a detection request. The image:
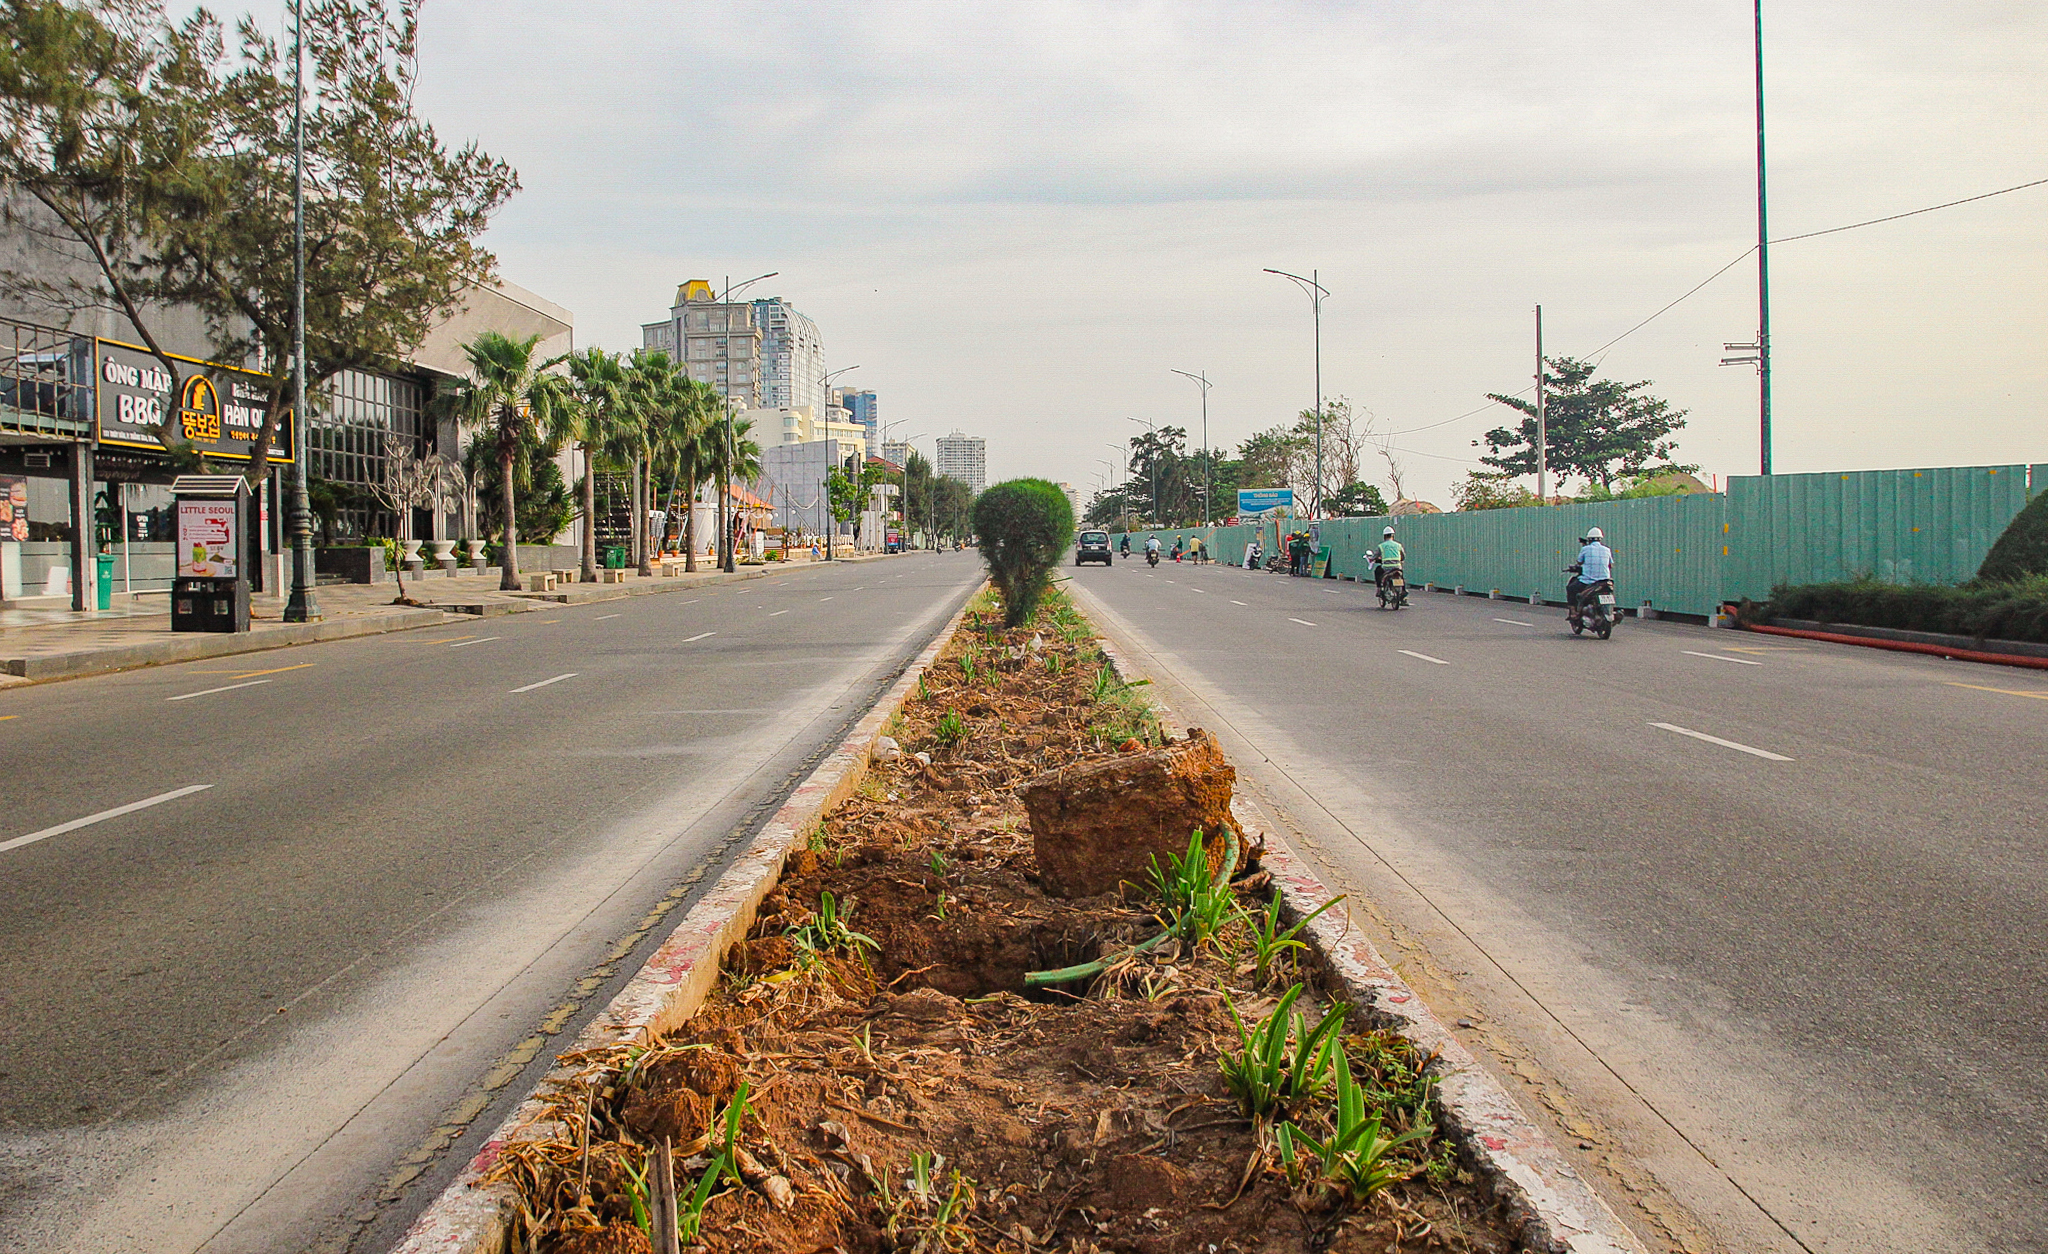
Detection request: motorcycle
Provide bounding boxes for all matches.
[1263,552,1287,573]
[1564,563,1620,639]
[1146,549,1160,568]
[1376,566,1408,610]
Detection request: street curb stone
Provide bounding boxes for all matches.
[1087,629,1649,1254]
[389,580,976,1254]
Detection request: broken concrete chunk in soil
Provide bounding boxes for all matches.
[1017,726,1246,898]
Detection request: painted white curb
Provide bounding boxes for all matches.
[1092,629,1650,1254]
[390,588,978,1254]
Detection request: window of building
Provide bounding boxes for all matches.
[307,367,427,540]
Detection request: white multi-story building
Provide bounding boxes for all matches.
[934,431,986,494]
[881,439,914,469]
[641,280,825,417]
[745,405,867,458]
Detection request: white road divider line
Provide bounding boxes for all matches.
[166,680,270,702]
[1399,650,1450,665]
[1493,618,1534,626]
[448,636,501,648]
[1288,618,1316,627]
[1230,600,1248,606]
[682,631,716,642]
[1684,650,1762,666]
[595,613,621,620]
[1187,587,1205,594]
[819,596,834,601]
[2,784,212,854]
[768,610,789,617]
[1651,722,1792,761]
[510,673,578,693]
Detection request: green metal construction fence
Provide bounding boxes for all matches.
[1108,463,2041,618]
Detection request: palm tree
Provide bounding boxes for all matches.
[622,350,690,577]
[667,384,717,572]
[707,412,763,570]
[454,331,569,591]
[560,347,631,583]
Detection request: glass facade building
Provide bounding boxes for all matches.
[307,367,430,539]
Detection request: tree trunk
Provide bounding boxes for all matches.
[717,473,730,573]
[498,421,521,591]
[638,454,655,577]
[579,442,597,582]
[683,474,698,573]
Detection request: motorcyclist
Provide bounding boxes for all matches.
[1244,539,1262,570]
[1370,526,1405,591]
[1119,535,1131,558]
[1566,526,1614,610]
[1144,534,1161,560]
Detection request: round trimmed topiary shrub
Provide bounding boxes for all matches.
[972,478,1074,627]
[1979,489,2048,583]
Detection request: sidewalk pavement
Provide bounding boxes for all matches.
[0,553,894,685]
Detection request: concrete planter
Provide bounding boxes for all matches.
[314,546,387,585]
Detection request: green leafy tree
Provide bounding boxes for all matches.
[466,422,570,550]
[450,330,569,589]
[0,0,515,477]
[663,380,719,571]
[973,478,1072,627]
[622,349,691,575]
[1452,473,1539,511]
[1480,358,1696,493]
[1328,481,1389,516]
[705,412,761,568]
[559,347,631,582]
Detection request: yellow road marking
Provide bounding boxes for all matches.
[0,715,17,722]
[1947,682,2048,701]
[226,662,316,679]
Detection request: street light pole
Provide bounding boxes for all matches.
[715,271,777,573]
[1753,0,1772,475]
[818,363,859,560]
[1263,268,1328,518]
[282,0,319,622]
[1124,416,1156,527]
[1169,369,1212,525]
[1534,305,1546,505]
[1104,442,1128,532]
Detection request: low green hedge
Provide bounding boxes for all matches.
[1753,574,2048,645]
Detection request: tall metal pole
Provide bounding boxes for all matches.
[1125,416,1155,526]
[283,0,319,622]
[1170,369,1212,525]
[1263,268,1330,518]
[1754,0,1773,475]
[818,364,858,561]
[1534,305,1547,504]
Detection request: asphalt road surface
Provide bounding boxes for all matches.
[1069,555,2046,1254]
[0,551,982,1254]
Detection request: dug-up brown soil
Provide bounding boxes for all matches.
[491,590,1520,1254]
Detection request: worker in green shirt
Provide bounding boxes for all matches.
[1369,526,1405,592]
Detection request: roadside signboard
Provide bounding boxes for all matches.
[177,499,238,578]
[0,474,25,542]
[1236,487,1293,516]
[94,339,294,464]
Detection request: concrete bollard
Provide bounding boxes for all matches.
[1453,585,1464,597]
[1528,593,1540,605]
[1640,601,1656,620]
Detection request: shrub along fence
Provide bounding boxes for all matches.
[1110,463,2046,619]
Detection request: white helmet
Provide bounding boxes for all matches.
[1383,526,1396,537]
[1586,527,1604,540]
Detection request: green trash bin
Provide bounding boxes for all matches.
[603,546,627,569]
[95,552,115,609]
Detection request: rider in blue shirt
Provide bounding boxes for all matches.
[1567,527,1613,608]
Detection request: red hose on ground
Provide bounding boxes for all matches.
[1741,622,2048,671]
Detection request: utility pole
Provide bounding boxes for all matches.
[1754,0,1772,475]
[1170,369,1212,525]
[714,271,776,572]
[282,0,319,622]
[1534,305,1547,505]
[818,364,859,560]
[1263,268,1328,517]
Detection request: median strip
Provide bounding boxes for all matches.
[1,784,212,854]
[1651,721,1792,761]
[509,673,577,694]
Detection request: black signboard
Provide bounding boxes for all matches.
[94,338,294,464]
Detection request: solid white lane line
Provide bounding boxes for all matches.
[682,631,716,642]
[1493,618,1534,626]
[819,596,835,601]
[1230,600,1248,606]
[510,673,578,693]
[768,610,789,617]
[1684,650,1761,666]
[595,613,622,620]
[1399,650,1450,665]
[682,599,700,605]
[1,784,213,854]
[1651,722,1792,761]
[448,636,501,648]
[1288,618,1316,627]
[166,680,270,702]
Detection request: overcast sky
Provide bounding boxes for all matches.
[414,0,2045,507]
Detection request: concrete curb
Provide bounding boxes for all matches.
[390,581,978,1254]
[1753,617,2048,667]
[0,607,455,680]
[1087,630,1649,1254]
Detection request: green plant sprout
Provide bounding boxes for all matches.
[1238,892,1346,985]
[1218,983,1349,1120]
